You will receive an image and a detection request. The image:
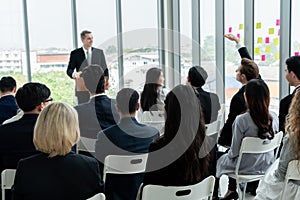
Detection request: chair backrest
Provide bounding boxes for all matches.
[235,131,283,175]
[217,104,226,127]
[86,193,106,200]
[140,111,165,135]
[141,176,215,200]
[103,154,148,182]
[281,160,300,200]
[76,137,96,153]
[205,120,221,137]
[1,169,16,200]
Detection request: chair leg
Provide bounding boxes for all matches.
[2,189,5,200]
[242,182,248,200]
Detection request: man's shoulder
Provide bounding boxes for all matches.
[280,93,293,104]
[71,47,83,54]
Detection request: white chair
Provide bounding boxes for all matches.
[217,104,226,128]
[141,175,215,200]
[103,154,148,182]
[228,131,283,200]
[140,111,165,135]
[280,160,300,200]
[1,169,16,200]
[76,137,96,154]
[205,119,221,137]
[86,193,106,200]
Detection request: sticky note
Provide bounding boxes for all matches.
[269,28,275,34]
[229,27,232,33]
[255,48,260,55]
[265,37,270,44]
[256,22,262,29]
[276,19,280,26]
[261,55,266,61]
[257,37,263,43]
[278,29,280,36]
[295,52,299,56]
[275,53,280,60]
[273,38,279,45]
[239,24,244,30]
[237,33,240,39]
[266,46,271,53]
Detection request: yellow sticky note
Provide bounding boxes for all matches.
[239,24,244,30]
[255,47,260,55]
[273,38,279,45]
[257,37,263,44]
[256,22,262,29]
[275,52,280,60]
[265,46,271,53]
[269,28,275,34]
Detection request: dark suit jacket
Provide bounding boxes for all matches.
[75,95,120,139]
[0,114,39,172]
[95,117,158,200]
[67,47,108,78]
[196,88,220,124]
[0,95,18,124]
[12,152,104,200]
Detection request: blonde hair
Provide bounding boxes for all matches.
[285,89,300,159]
[34,102,80,157]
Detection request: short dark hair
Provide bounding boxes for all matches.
[80,30,92,39]
[81,65,105,94]
[116,88,139,114]
[188,66,208,87]
[240,58,259,81]
[0,76,16,93]
[286,56,300,80]
[16,82,51,112]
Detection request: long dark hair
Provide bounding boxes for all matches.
[140,68,162,111]
[160,85,209,182]
[245,79,274,139]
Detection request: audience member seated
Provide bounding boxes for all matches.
[218,58,259,147]
[216,79,279,199]
[95,88,159,200]
[75,64,119,139]
[186,66,220,124]
[140,67,168,112]
[141,85,210,198]
[11,102,104,200]
[0,76,18,124]
[255,89,300,200]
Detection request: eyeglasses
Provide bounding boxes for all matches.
[44,98,53,103]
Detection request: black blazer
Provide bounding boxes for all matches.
[12,152,104,200]
[66,47,108,78]
[95,117,158,200]
[75,95,120,139]
[196,87,220,124]
[0,114,39,172]
[0,95,18,124]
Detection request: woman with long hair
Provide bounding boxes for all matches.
[255,89,300,200]
[142,85,210,188]
[140,67,166,112]
[216,79,279,199]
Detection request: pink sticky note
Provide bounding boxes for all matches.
[237,33,240,39]
[229,27,232,33]
[265,37,270,44]
[295,52,299,56]
[261,55,266,61]
[276,19,280,26]
[278,29,280,36]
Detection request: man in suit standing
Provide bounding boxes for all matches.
[0,76,18,124]
[279,56,300,132]
[95,88,159,200]
[66,30,108,104]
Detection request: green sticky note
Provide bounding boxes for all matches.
[257,37,263,44]
[266,46,271,53]
[255,48,260,55]
[275,52,280,60]
[239,24,244,30]
[269,28,275,34]
[273,38,279,45]
[256,22,262,29]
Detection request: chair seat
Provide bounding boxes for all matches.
[228,174,264,183]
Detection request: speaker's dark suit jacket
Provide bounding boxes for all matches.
[218,46,251,146]
[75,95,120,139]
[0,95,18,124]
[0,114,39,172]
[196,87,220,124]
[12,152,104,200]
[95,117,158,200]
